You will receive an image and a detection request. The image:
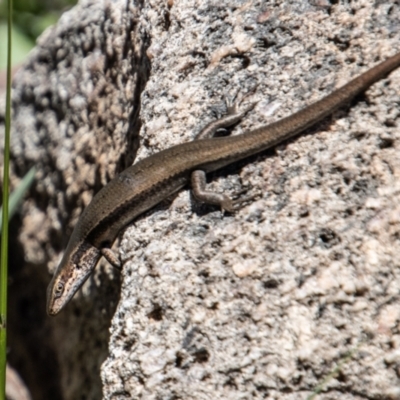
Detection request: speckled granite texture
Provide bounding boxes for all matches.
[2,1,400,399]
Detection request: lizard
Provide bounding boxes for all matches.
[47,51,400,316]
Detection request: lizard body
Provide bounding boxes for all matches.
[47,52,400,315]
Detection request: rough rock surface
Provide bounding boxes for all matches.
[2,0,400,399]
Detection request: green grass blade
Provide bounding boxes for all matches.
[0,167,36,229]
[306,343,362,400]
[0,0,13,397]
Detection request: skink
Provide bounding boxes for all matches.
[47,52,400,315]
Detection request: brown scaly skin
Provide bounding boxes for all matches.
[47,52,400,316]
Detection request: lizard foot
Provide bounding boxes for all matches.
[223,187,262,213]
[101,248,121,270]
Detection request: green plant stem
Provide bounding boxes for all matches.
[306,343,362,400]
[0,166,36,229]
[0,0,12,397]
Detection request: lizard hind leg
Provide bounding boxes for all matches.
[191,170,260,213]
[224,86,258,116]
[195,88,258,140]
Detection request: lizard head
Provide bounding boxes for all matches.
[46,241,101,316]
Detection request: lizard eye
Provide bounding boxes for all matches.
[54,281,64,299]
